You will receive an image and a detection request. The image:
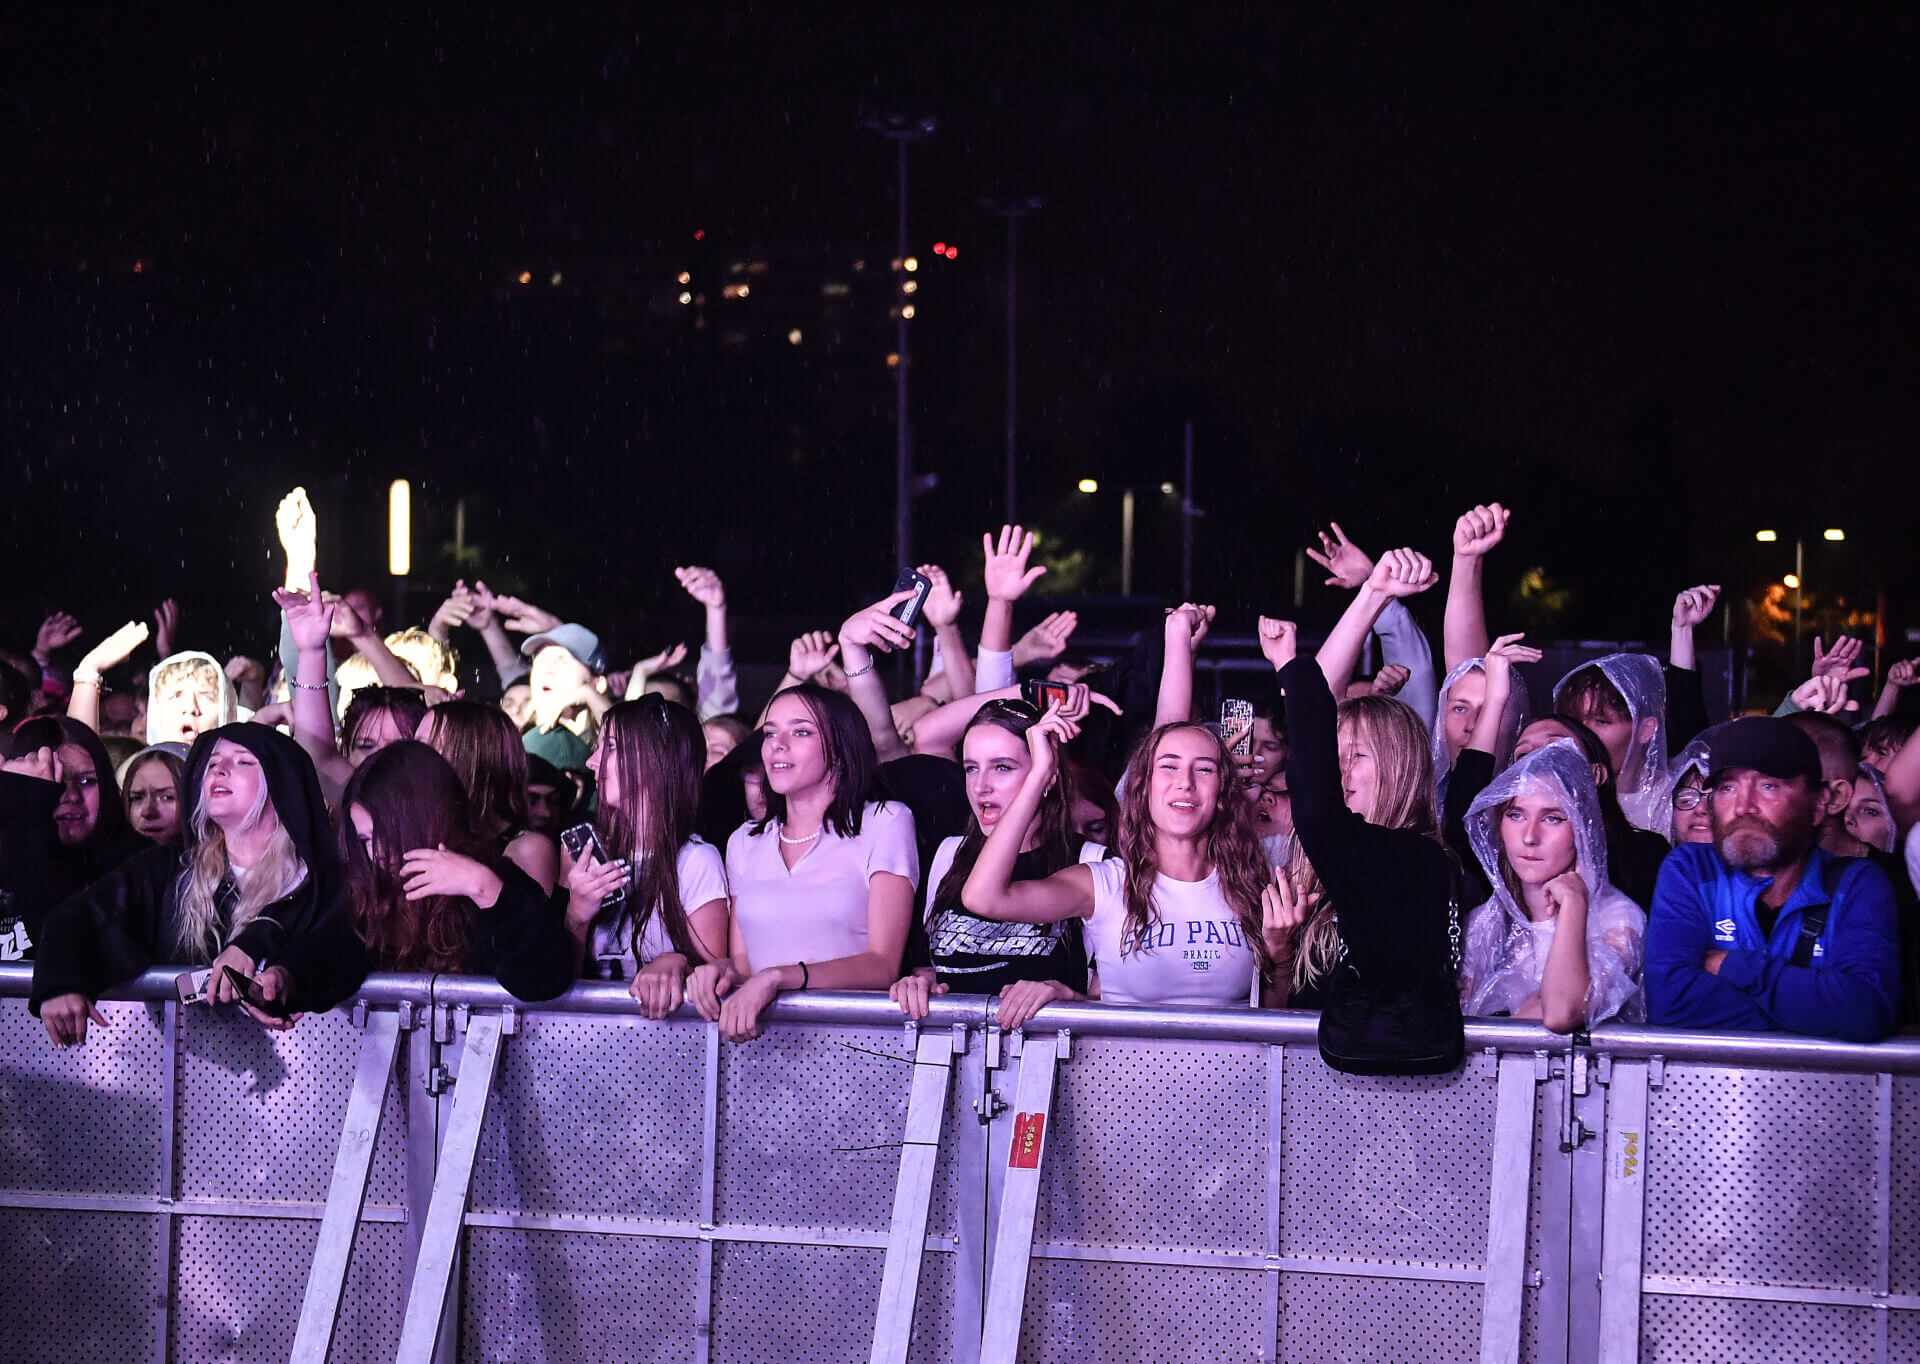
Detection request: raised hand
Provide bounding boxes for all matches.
[276,487,317,584]
[1671,585,1722,631]
[1367,549,1439,599]
[34,612,82,661]
[1789,674,1863,716]
[633,642,689,678]
[325,592,372,641]
[1165,603,1217,650]
[490,594,562,636]
[787,630,839,682]
[1260,865,1321,959]
[983,524,1047,601]
[1305,521,1374,590]
[1369,663,1413,698]
[427,585,475,641]
[1257,617,1298,671]
[1811,635,1866,682]
[152,599,181,658]
[464,581,499,630]
[840,593,917,656]
[1889,659,1918,689]
[917,564,963,629]
[1022,702,1081,790]
[272,572,338,654]
[1483,631,1545,675]
[674,565,728,612]
[1,746,62,784]
[76,620,150,677]
[1452,503,1510,559]
[1012,610,1078,668]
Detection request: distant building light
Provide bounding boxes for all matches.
[886,352,900,367]
[903,256,919,272]
[677,271,691,285]
[517,271,532,285]
[788,329,803,345]
[549,271,563,285]
[747,261,770,276]
[678,291,693,305]
[722,283,750,299]
[132,260,146,274]
[729,262,747,276]
[1078,478,1099,494]
[1755,529,1778,543]
[853,259,867,271]
[902,280,918,294]
[822,282,851,298]
[1824,528,1846,542]
[1783,574,1801,590]
[901,304,915,319]
[694,229,706,240]
[1161,482,1177,496]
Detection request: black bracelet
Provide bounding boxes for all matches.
[797,961,809,991]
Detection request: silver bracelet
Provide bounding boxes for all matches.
[842,658,875,679]
[289,678,329,692]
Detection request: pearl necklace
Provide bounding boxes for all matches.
[778,824,822,845]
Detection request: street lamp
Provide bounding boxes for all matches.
[1078,479,1139,597]
[1756,528,1846,662]
[980,195,1042,523]
[389,479,412,627]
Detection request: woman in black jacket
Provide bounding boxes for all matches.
[30,724,345,1044]
[282,740,574,1006]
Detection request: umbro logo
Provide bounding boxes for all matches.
[1713,919,1737,940]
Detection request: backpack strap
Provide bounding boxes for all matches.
[1791,901,1830,969]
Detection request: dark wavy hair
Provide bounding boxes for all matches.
[929,701,1077,936]
[421,699,531,836]
[338,740,491,972]
[1114,721,1272,972]
[342,686,431,765]
[10,714,132,850]
[591,695,709,962]
[753,683,880,839]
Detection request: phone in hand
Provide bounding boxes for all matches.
[888,568,933,632]
[1021,679,1072,713]
[1221,699,1255,758]
[175,968,212,1006]
[223,966,294,1021]
[561,822,630,913]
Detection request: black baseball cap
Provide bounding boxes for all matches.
[1701,717,1824,787]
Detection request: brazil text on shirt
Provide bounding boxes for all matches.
[1123,917,1247,970]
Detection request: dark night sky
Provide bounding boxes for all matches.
[5,6,1917,670]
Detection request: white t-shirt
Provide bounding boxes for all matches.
[1082,858,1258,1007]
[727,801,920,971]
[589,837,730,974]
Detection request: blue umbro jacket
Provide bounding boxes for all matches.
[1645,843,1900,1042]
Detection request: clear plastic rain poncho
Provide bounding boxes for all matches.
[1552,652,1670,837]
[1459,739,1647,1025]
[1431,658,1533,806]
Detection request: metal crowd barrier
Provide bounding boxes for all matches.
[2,963,1918,1363]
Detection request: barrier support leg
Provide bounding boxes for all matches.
[395,1012,503,1363]
[291,1007,402,1364]
[978,1029,1064,1364]
[1481,1051,1539,1364]
[869,1026,959,1364]
[1596,1060,1649,1364]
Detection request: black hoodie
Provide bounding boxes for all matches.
[29,724,352,1014]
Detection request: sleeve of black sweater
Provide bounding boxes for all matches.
[0,773,62,954]
[28,845,180,1012]
[1441,749,1496,908]
[1279,657,1454,989]
[1664,663,1711,750]
[271,904,372,1016]
[474,865,577,1002]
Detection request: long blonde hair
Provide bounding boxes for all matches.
[1286,696,1443,994]
[172,775,308,960]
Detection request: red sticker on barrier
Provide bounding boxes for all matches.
[1008,1112,1046,1169]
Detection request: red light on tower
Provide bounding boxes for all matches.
[932,241,946,255]
[694,229,706,241]
[944,246,958,259]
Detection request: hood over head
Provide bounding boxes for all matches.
[1552,652,1670,834]
[147,651,241,745]
[1431,657,1532,804]
[181,724,338,884]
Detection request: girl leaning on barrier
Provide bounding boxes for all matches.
[959,701,1277,1009]
[564,695,731,1018]
[1458,739,1647,1033]
[28,724,350,1045]
[277,740,576,1007]
[890,694,1110,1029]
[1257,548,1466,1074]
[689,682,920,1041]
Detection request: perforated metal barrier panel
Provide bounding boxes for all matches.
[4,970,1920,1363]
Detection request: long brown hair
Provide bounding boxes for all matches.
[929,701,1077,933]
[339,740,490,972]
[421,700,531,836]
[1114,722,1272,972]
[592,696,708,961]
[754,683,879,839]
[1288,695,1445,992]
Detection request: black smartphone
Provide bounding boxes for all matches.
[1021,679,1072,712]
[223,966,294,1021]
[561,822,630,913]
[888,568,933,631]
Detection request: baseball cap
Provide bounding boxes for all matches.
[1701,716,1823,787]
[521,624,605,674]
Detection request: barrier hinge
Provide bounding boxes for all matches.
[425,1062,452,1096]
[499,1006,519,1037]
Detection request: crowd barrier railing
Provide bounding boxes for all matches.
[3,963,1918,1363]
